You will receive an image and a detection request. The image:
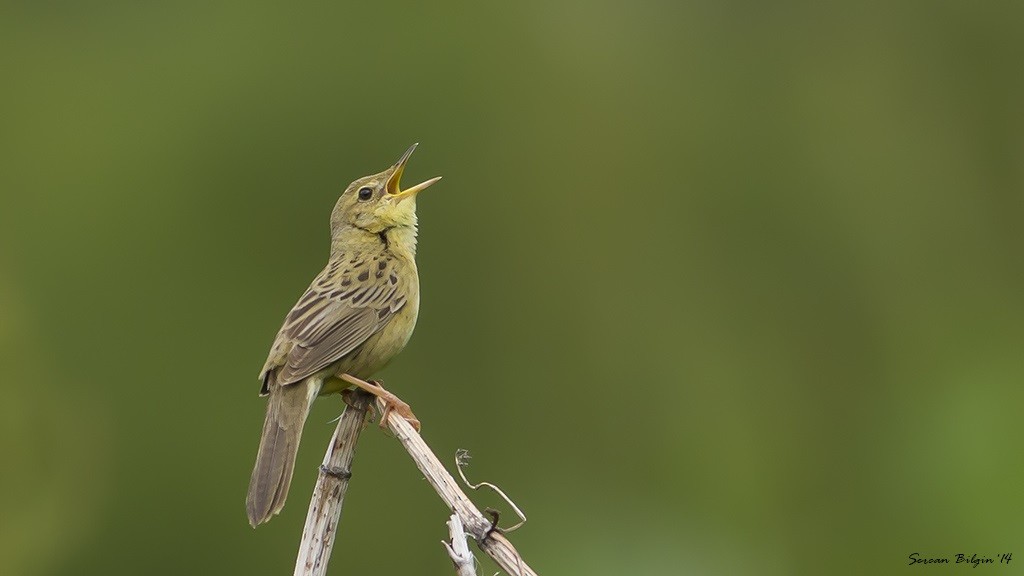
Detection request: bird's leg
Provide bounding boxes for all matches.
[338,374,421,432]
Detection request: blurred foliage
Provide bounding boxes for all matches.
[1,1,1022,575]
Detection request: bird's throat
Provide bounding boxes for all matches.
[339,224,417,259]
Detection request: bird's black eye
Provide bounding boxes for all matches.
[357,187,373,201]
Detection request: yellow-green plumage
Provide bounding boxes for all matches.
[246,145,439,527]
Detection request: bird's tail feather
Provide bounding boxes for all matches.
[246,378,319,527]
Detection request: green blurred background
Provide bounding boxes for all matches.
[1,1,1022,575]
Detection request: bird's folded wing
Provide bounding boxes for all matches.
[260,263,408,389]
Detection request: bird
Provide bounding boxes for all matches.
[246,144,440,527]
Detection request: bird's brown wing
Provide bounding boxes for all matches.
[259,258,409,391]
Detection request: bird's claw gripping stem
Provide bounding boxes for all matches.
[338,374,421,432]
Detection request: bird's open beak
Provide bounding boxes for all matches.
[387,143,441,201]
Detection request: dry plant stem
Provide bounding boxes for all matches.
[373,394,538,576]
[444,513,478,576]
[294,390,374,576]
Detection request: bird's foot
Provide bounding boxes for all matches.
[340,388,358,408]
[370,380,421,432]
[339,374,421,432]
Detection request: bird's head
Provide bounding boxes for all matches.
[330,144,441,236]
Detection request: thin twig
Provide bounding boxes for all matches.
[455,449,527,533]
[356,382,538,576]
[443,512,478,576]
[294,389,374,576]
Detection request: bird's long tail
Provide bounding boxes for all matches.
[246,378,319,527]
